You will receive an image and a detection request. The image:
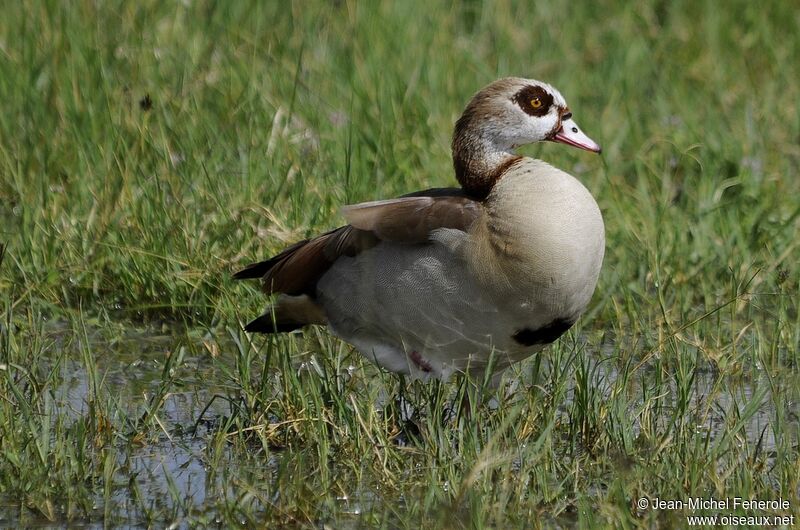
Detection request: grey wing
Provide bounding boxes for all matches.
[234,188,483,332]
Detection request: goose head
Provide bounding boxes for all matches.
[452,77,601,198]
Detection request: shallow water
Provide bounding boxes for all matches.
[1,322,796,527]
[1,324,243,528]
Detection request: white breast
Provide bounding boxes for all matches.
[469,158,605,321]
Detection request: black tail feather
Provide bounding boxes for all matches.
[243,313,305,334]
[233,260,272,280]
[233,240,310,280]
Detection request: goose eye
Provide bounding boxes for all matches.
[530,97,542,109]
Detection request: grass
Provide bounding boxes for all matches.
[1,0,799,527]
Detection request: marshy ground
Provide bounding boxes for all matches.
[1,1,798,528]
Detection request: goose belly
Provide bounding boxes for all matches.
[316,238,568,380]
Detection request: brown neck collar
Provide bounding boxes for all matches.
[452,113,521,200]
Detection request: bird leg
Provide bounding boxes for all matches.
[408,350,433,373]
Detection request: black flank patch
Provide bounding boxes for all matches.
[513,317,576,347]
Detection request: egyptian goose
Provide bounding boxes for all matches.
[235,77,604,381]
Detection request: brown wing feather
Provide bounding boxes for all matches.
[233,226,379,296]
[342,195,481,243]
[400,187,467,198]
[234,189,482,297]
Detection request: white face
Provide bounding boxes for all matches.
[493,78,601,153]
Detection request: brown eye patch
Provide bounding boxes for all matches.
[512,85,553,117]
